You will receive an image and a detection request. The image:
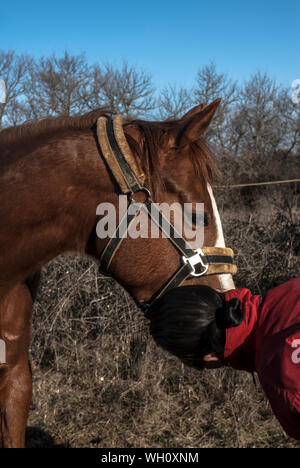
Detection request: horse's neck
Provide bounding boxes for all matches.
[0,131,110,287]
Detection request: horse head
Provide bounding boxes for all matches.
[93,100,236,307]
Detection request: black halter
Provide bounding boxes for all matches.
[97,116,236,313]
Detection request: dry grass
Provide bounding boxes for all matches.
[26,180,300,448]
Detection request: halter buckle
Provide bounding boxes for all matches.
[182,248,209,277]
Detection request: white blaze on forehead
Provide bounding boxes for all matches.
[207,183,235,291]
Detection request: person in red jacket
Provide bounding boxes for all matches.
[148,277,300,440]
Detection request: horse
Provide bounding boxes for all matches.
[0,99,236,447]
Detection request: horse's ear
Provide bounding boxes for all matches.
[181,103,205,120]
[178,99,221,146]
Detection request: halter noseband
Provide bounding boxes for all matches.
[96,115,237,312]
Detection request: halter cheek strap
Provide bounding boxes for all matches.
[96,115,237,312]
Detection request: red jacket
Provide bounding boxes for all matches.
[224,277,300,440]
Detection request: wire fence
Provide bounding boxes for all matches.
[214,179,300,189]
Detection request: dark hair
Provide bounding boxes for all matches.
[148,285,244,370]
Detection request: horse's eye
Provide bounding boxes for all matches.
[191,212,209,227]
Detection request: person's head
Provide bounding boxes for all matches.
[148,285,244,370]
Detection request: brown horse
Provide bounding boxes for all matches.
[0,100,235,447]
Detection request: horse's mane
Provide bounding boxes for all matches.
[0,110,216,187]
[0,108,113,150]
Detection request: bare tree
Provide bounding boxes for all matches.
[1,50,298,162]
[93,61,156,118]
[194,62,237,147]
[23,51,91,118]
[85,64,111,110]
[228,72,300,157]
[157,84,194,119]
[0,52,156,123]
[0,50,31,128]
[274,87,300,155]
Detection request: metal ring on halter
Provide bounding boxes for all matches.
[129,187,151,203]
[182,248,209,277]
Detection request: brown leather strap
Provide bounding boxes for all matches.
[97,116,145,193]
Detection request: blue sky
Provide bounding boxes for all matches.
[1,0,299,90]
